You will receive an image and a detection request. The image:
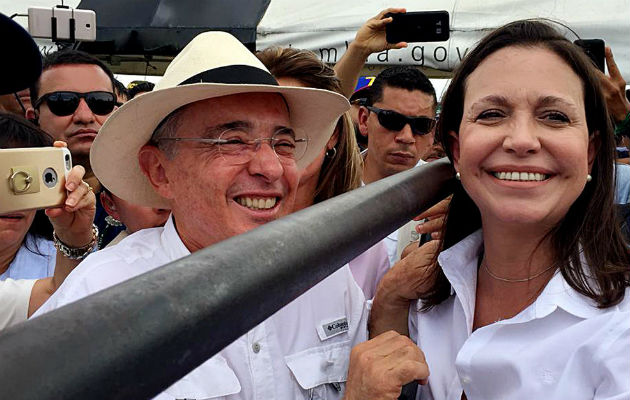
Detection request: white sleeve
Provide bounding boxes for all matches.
[594,311,630,399]
[0,279,36,330]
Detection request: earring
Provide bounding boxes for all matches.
[455,172,461,180]
[325,147,337,159]
[586,174,592,182]
[105,215,123,227]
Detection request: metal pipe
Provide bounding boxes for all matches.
[0,158,455,399]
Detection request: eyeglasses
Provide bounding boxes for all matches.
[366,106,436,136]
[34,91,117,116]
[156,127,309,165]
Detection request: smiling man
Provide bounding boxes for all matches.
[32,32,388,399]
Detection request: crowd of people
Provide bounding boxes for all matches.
[0,7,629,400]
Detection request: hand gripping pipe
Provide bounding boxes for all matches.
[0,158,455,399]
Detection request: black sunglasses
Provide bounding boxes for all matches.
[34,91,117,116]
[366,106,436,136]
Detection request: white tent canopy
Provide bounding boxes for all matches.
[5,0,630,79]
[257,0,630,79]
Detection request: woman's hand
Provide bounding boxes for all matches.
[44,142,96,248]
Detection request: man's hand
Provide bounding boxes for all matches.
[45,141,96,248]
[599,47,630,123]
[344,331,429,400]
[369,241,439,337]
[351,8,408,57]
[381,241,439,305]
[334,8,408,97]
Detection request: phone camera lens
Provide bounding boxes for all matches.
[42,168,58,188]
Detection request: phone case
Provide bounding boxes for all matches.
[0,147,72,214]
[386,11,450,44]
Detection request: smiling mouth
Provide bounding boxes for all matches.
[492,171,550,182]
[235,196,278,210]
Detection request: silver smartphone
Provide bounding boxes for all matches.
[28,6,96,42]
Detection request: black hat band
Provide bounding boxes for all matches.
[179,65,279,86]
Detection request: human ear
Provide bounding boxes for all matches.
[587,131,599,172]
[138,145,174,200]
[327,124,340,149]
[25,107,38,124]
[100,191,121,221]
[358,106,369,137]
[448,131,460,171]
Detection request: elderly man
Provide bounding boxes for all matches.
[35,32,427,399]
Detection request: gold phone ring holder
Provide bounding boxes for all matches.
[9,170,33,193]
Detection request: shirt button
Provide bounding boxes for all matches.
[252,342,261,353]
[462,376,471,384]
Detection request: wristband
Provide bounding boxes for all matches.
[53,224,99,260]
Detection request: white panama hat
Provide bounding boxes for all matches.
[91,31,350,208]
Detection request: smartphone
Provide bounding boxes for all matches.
[0,147,72,214]
[28,6,96,42]
[574,39,605,72]
[386,11,450,44]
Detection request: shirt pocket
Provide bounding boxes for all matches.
[156,354,241,400]
[285,340,351,400]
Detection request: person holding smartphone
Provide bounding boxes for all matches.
[0,13,97,329]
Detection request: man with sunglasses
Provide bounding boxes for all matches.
[26,50,125,247]
[358,66,438,265]
[26,50,117,176]
[358,66,437,183]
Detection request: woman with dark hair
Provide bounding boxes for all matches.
[256,47,390,299]
[369,20,630,399]
[0,114,96,316]
[0,113,57,279]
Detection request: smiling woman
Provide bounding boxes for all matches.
[371,19,630,399]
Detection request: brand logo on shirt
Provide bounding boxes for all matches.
[317,316,349,341]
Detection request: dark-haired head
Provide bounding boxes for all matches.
[127,81,155,100]
[29,49,115,105]
[369,66,437,111]
[113,79,128,103]
[0,113,54,242]
[424,19,629,310]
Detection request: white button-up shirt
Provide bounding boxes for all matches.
[35,216,368,399]
[410,230,630,400]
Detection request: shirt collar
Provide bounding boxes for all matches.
[161,215,191,261]
[434,229,611,323]
[433,230,483,329]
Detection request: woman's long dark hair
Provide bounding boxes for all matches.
[0,113,55,250]
[421,20,630,310]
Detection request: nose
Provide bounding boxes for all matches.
[72,98,95,124]
[246,140,284,182]
[502,115,541,156]
[394,123,415,144]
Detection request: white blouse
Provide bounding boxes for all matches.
[410,230,630,400]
